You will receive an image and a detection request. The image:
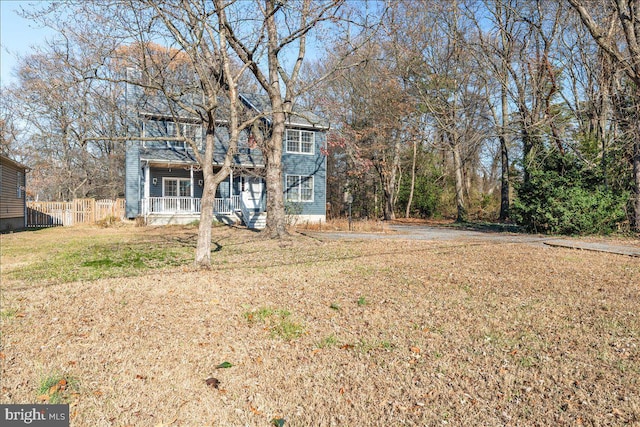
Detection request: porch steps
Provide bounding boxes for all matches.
[241,211,267,230]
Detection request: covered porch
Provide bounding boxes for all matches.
[140,161,265,226]
[141,195,242,225]
[141,195,241,215]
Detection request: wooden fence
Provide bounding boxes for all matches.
[27,198,125,227]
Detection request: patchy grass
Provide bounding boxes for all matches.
[0,308,18,318]
[315,334,339,349]
[0,225,195,284]
[1,224,639,426]
[36,372,79,404]
[244,306,305,341]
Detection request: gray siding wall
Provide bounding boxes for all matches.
[125,142,140,218]
[281,130,327,216]
[148,168,204,198]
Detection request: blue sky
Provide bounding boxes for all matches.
[1,1,54,87]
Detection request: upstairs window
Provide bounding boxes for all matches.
[286,129,314,154]
[167,122,202,149]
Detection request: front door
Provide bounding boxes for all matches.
[242,176,263,211]
[163,178,192,212]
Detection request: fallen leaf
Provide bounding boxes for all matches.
[15,313,26,318]
[612,408,624,417]
[248,404,262,415]
[410,346,421,354]
[48,385,60,395]
[216,361,233,369]
[205,377,220,389]
[37,394,50,402]
[340,344,354,350]
[135,374,147,380]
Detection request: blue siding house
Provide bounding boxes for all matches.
[125,94,328,228]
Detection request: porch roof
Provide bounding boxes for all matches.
[140,147,265,168]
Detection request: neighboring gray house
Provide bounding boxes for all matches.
[0,155,28,231]
[125,94,328,228]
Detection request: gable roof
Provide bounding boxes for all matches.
[240,93,329,129]
[0,155,29,171]
[132,90,329,130]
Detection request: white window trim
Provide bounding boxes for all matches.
[285,174,314,203]
[285,129,315,155]
[162,177,192,197]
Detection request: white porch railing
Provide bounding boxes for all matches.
[213,196,241,214]
[142,196,240,216]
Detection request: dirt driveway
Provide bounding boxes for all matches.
[311,223,640,257]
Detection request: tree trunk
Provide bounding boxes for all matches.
[633,136,640,232]
[195,129,216,268]
[263,112,288,238]
[195,175,216,269]
[405,139,417,218]
[261,1,289,239]
[452,142,467,222]
[499,134,510,221]
[498,64,510,220]
[381,136,401,221]
[494,0,510,221]
[194,126,230,268]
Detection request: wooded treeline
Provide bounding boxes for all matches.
[1,0,639,234]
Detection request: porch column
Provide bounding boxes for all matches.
[190,165,194,198]
[144,164,150,199]
[229,169,234,212]
[190,165,194,212]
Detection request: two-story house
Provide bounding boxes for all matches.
[125,94,328,228]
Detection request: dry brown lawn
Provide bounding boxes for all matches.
[1,225,639,426]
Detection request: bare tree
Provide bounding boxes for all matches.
[311,6,419,221]
[402,0,491,222]
[568,0,640,231]
[217,0,380,236]
[31,0,261,267]
[467,0,521,220]
[3,40,128,201]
